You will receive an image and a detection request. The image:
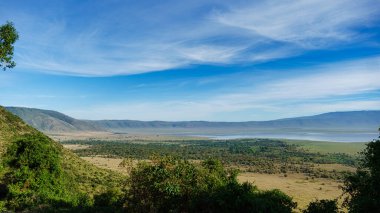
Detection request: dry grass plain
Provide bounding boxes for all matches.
[81,156,129,174]
[238,172,344,211]
[50,131,203,142]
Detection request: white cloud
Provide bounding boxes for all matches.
[207,57,380,110]
[255,59,380,100]
[2,0,377,76]
[213,0,379,48]
[177,45,245,64]
[66,57,380,121]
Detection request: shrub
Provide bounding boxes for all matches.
[125,156,296,212]
[303,199,339,213]
[94,188,123,207]
[0,133,81,211]
[342,139,380,212]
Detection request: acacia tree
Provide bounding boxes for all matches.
[0,21,18,71]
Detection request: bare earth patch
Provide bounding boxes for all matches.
[81,157,127,173]
[80,156,145,174]
[63,144,91,150]
[314,163,355,172]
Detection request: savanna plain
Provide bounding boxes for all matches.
[59,131,365,211]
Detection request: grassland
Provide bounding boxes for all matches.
[238,172,343,210]
[49,131,203,142]
[285,139,366,155]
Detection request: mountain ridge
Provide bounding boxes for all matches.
[5,106,380,133]
[5,106,103,132]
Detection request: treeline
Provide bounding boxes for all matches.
[64,138,356,179]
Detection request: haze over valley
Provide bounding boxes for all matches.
[7,106,380,142]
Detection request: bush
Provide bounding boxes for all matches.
[94,188,123,207]
[125,156,296,212]
[342,139,380,212]
[303,199,339,213]
[0,133,81,211]
[194,183,296,213]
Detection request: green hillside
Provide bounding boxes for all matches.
[0,107,36,155]
[0,106,123,211]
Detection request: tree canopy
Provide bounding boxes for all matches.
[342,135,380,212]
[0,22,18,71]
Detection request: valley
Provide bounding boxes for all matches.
[1,106,376,212]
[7,106,380,142]
[61,134,365,210]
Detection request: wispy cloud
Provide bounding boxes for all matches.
[1,0,377,76]
[66,57,380,120]
[213,0,379,48]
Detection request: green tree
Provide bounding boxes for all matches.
[342,134,380,212]
[1,134,82,211]
[303,199,339,213]
[125,156,296,212]
[0,21,18,71]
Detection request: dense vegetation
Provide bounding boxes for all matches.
[303,199,339,213]
[125,156,296,213]
[342,137,380,212]
[0,107,123,212]
[64,139,356,179]
[0,133,90,211]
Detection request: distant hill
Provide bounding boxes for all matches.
[91,111,380,132]
[6,106,380,133]
[6,107,104,132]
[93,111,380,129]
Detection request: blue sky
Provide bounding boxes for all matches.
[0,0,379,121]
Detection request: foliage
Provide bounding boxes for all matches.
[303,199,339,213]
[0,21,18,71]
[342,139,380,212]
[125,156,296,212]
[94,188,124,210]
[194,183,296,213]
[0,133,87,211]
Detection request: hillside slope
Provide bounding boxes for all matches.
[0,106,123,196]
[0,107,37,155]
[6,107,104,132]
